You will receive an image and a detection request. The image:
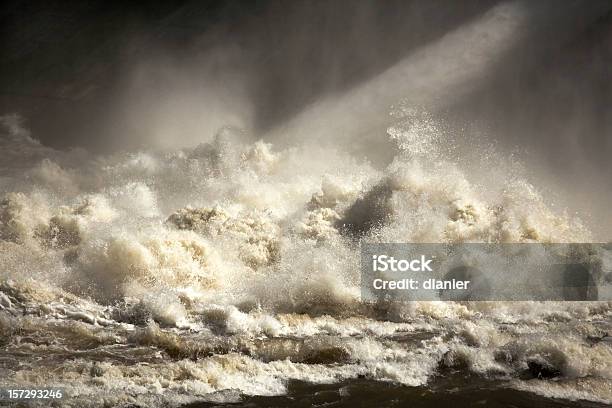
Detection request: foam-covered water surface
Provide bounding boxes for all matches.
[1,108,610,407]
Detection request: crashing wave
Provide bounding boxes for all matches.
[0,113,610,406]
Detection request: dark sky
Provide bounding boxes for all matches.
[0,1,609,146]
[1,0,510,150]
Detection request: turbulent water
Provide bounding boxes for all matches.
[0,109,611,408]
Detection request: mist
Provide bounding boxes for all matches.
[1,0,611,238]
[2,3,612,405]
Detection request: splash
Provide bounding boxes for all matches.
[1,108,610,406]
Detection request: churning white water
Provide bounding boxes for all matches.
[1,1,611,406]
[0,105,610,407]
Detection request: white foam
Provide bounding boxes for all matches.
[0,111,609,406]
